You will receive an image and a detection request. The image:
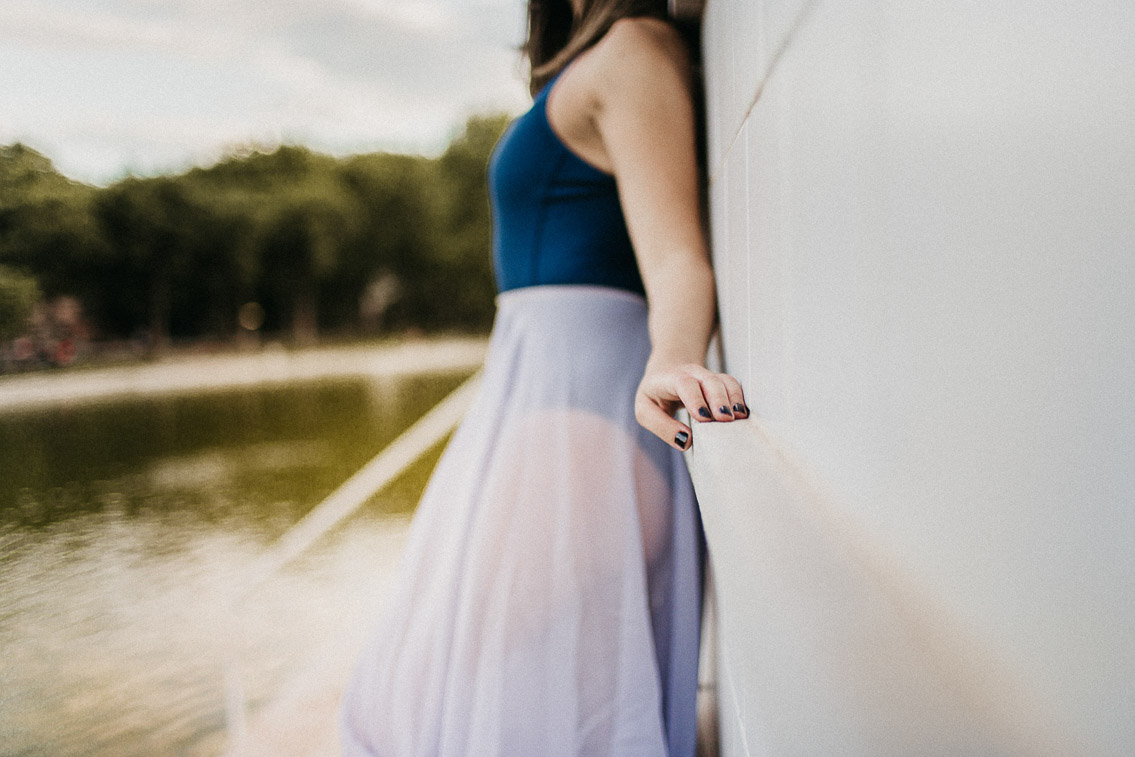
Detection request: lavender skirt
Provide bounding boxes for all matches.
[340,285,703,757]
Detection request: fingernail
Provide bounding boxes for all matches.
[698,407,712,419]
[674,430,689,449]
[732,403,747,415]
[718,405,733,417]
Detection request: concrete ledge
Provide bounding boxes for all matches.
[685,418,1070,757]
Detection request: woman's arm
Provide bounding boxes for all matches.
[592,17,748,450]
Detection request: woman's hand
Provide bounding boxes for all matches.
[635,359,749,451]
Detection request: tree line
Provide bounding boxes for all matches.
[0,114,509,357]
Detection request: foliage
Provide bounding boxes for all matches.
[0,265,40,342]
[428,114,512,332]
[0,145,106,305]
[0,113,511,350]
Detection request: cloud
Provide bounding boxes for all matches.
[0,0,531,184]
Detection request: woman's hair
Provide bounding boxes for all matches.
[524,0,670,96]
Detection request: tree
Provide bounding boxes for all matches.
[0,265,39,342]
[0,143,78,207]
[336,152,438,332]
[258,182,363,343]
[0,144,106,311]
[93,176,204,352]
[429,114,511,331]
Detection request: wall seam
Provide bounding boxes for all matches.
[742,116,753,392]
[707,0,821,186]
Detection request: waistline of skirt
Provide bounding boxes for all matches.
[494,284,647,310]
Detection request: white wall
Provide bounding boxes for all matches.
[691,1,1135,754]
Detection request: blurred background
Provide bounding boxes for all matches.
[0,1,529,754]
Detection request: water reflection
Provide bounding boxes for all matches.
[0,372,467,757]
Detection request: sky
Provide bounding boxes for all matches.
[0,0,533,185]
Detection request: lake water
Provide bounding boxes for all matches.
[0,372,468,757]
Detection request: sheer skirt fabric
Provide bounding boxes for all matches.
[341,285,703,757]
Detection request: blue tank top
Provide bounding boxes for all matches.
[487,67,645,296]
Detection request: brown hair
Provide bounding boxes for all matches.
[524,0,671,96]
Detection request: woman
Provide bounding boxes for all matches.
[341,0,747,754]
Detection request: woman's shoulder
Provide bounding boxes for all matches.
[598,16,689,67]
[588,17,692,100]
[607,16,684,46]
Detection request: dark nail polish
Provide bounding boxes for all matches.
[674,430,689,448]
[718,405,732,417]
[698,406,712,419]
[732,403,747,415]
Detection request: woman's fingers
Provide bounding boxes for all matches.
[635,392,692,450]
[673,369,743,423]
[719,372,749,418]
[635,363,750,449]
[688,366,737,421]
[674,374,713,422]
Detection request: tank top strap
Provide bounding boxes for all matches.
[536,58,577,100]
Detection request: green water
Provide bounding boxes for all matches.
[0,371,468,757]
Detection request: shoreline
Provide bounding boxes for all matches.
[0,336,488,414]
